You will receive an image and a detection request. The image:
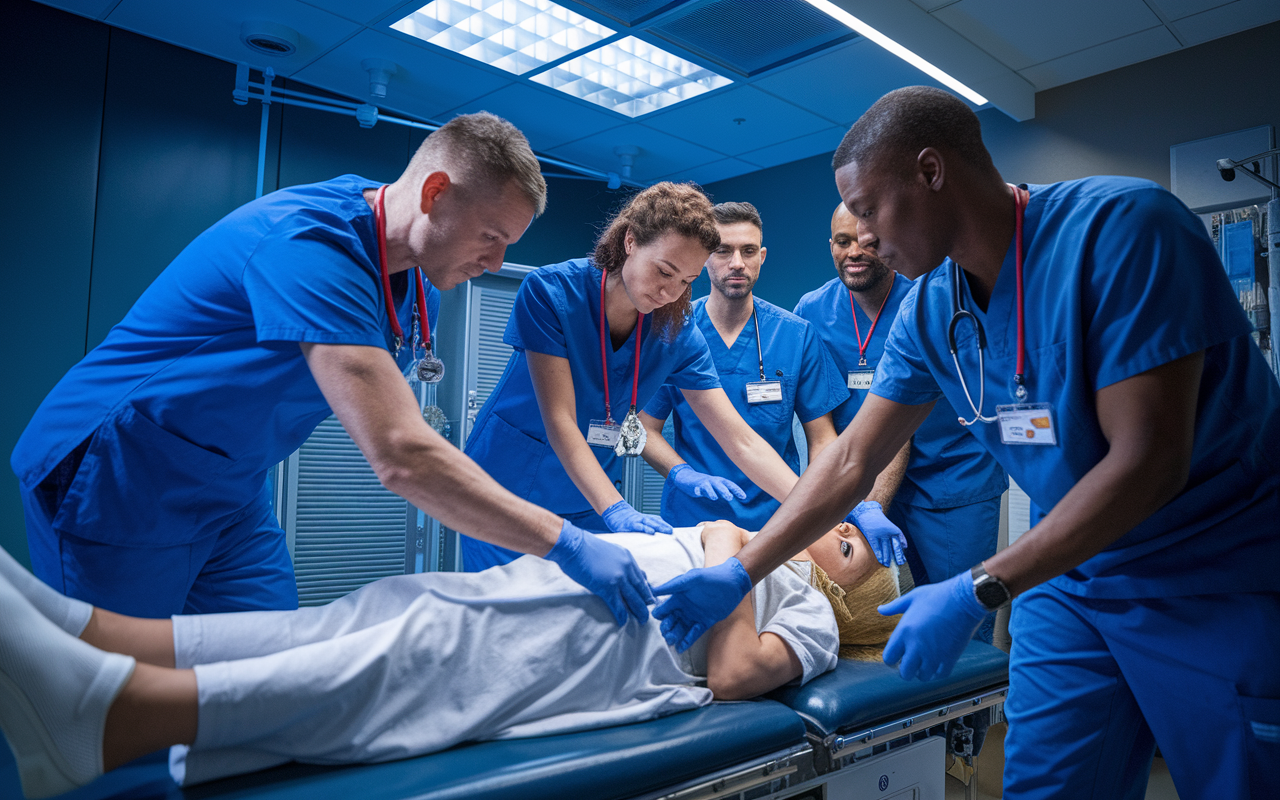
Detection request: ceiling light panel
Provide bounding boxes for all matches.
[392,0,615,75]
[531,36,732,117]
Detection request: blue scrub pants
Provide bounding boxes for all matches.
[1005,583,1280,799]
[888,497,1001,642]
[22,475,297,619]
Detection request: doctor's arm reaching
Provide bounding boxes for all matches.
[301,342,654,624]
[653,393,931,651]
[639,412,746,503]
[525,350,671,534]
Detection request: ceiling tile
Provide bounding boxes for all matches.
[752,39,956,127]
[932,0,1162,71]
[738,126,845,170]
[36,0,118,19]
[640,86,832,157]
[298,0,420,25]
[547,124,725,183]
[1018,25,1180,91]
[1147,0,1236,21]
[105,0,361,76]
[1171,0,1280,46]
[442,83,626,151]
[908,0,957,11]
[292,28,514,120]
[660,158,759,185]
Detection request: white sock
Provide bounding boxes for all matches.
[0,547,92,637]
[0,573,135,799]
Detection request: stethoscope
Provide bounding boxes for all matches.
[949,184,1029,426]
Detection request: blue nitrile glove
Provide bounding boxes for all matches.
[545,520,655,627]
[848,500,908,567]
[668,464,747,504]
[878,571,986,681]
[652,557,752,652]
[602,499,674,535]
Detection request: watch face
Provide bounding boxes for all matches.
[975,579,1009,609]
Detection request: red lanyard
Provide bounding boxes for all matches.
[375,185,430,355]
[1011,184,1027,394]
[598,269,644,423]
[848,273,895,367]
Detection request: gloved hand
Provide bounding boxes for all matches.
[878,571,986,681]
[848,500,908,567]
[652,557,752,652]
[668,464,747,503]
[602,500,673,535]
[545,520,655,626]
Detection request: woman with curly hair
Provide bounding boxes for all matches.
[460,183,802,571]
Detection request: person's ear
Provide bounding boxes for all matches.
[917,147,945,193]
[420,171,451,214]
[758,245,767,266]
[624,227,635,256]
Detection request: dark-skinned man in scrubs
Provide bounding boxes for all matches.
[12,112,655,628]
[793,203,1007,639]
[652,87,1280,800]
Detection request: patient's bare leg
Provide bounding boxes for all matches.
[102,664,197,771]
[80,609,175,668]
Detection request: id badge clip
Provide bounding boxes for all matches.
[848,370,875,391]
[587,419,621,448]
[746,380,782,404]
[996,403,1057,446]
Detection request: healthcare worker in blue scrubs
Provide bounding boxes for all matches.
[639,202,854,532]
[11,113,656,628]
[653,87,1280,800]
[793,203,1007,638]
[460,184,804,571]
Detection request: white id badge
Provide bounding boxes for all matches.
[745,380,782,404]
[848,370,875,390]
[587,419,621,448]
[996,403,1057,445]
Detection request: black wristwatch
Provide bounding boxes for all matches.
[970,563,1012,611]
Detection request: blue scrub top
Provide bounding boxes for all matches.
[873,176,1280,599]
[463,258,721,517]
[643,297,848,530]
[11,175,435,546]
[794,274,1007,508]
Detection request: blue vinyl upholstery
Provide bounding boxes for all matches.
[767,640,1009,736]
[1,700,804,800]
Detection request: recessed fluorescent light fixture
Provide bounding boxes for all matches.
[391,0,615,76]
[531,36,732,117]
[801,0,988,106]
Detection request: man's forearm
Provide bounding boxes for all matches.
[639,411,681,477]
[380,435,563,556]
[865,440,910,510]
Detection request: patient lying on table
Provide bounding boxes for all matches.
[0,521,900,799]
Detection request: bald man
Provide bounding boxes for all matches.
[793,204,1006,639]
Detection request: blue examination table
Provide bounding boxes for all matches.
[0,642,1008,800]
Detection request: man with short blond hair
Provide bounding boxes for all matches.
[13,112,654,629]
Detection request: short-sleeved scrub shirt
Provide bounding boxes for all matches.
[461,259,720,569]
[643,296,848,530]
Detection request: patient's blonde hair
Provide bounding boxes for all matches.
[811,563,902,661]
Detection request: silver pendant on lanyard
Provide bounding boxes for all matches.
[614,407,648,457]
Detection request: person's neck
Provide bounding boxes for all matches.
[851,273,895,319]
[603,270,640,348]
[366,184,417,275]
[705,289,754,345]
[948,178,1018,312]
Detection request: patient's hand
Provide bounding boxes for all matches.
[699,520,749,551]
